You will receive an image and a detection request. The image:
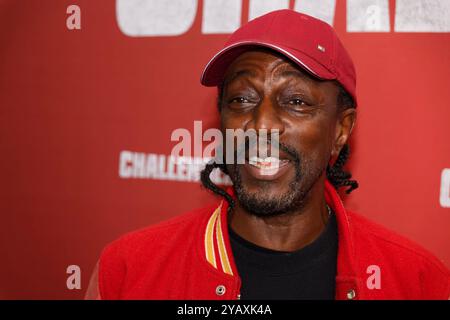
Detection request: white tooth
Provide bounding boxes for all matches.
[265,157,280,164]
[249,156,259,166]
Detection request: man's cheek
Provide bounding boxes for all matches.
[295,130,330,160]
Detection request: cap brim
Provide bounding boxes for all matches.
[200,41,336,86]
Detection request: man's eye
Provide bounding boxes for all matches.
[288,98,306,106]
[229,97,249,104]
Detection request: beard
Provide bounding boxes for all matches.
[228,142,324,218]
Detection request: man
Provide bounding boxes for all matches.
[86,10,450,300]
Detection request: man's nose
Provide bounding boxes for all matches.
[245,97,285,135]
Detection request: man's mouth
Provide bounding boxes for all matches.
[247,156,291,177]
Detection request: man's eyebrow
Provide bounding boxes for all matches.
[223,69,254,86]
[280,69,312,82]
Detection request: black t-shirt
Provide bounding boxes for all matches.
[229,210,338,300]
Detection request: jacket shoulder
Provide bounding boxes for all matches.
[348,211,450,299]
[97,203,216,299]
[109,204,214,249]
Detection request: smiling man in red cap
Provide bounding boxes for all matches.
[87,10,450,300]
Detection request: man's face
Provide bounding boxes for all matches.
[220,50,343,217]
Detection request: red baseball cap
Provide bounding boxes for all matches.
[201,9,357,106]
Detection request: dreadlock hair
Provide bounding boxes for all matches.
[326,83,359,194]
[200,161,236,211]
[200,80,358,210]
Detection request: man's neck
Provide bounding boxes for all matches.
[228,177,329,252]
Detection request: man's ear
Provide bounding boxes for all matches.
[332,108,357,157]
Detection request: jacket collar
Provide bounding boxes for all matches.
[202,180,363,299]
[204,200,236,276]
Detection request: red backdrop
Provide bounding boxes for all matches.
[0,0,449,299]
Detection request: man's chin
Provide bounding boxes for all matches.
[229,161,306,216]
[234,185,300,217]
[237,183,290,200]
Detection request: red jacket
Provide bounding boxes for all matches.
[94,181,450,300]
